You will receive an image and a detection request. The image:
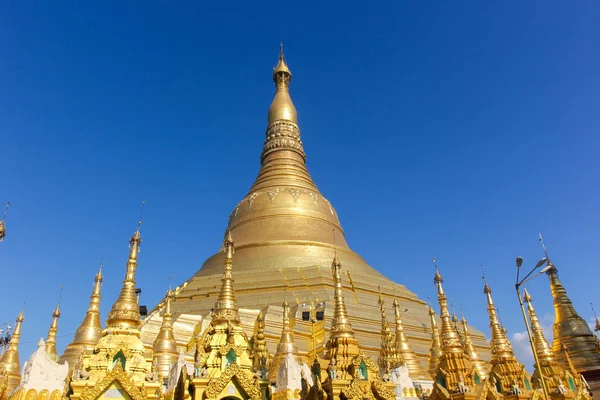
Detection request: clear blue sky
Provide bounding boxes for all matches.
[1,1,599,366]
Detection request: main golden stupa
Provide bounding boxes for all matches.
[139,47,490,371]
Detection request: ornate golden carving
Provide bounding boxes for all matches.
[79,363,147,400]
[204,363,261,400]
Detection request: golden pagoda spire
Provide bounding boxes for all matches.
[378,293,401,373]
[433,268,465,356]
[46,288,62,362]
[247,44,316,196]
[106,227,143,330]
[0,202,9,242]
[460,313,488,380]
[524,289,555,365]
[546,262,600,373]
[427,303,441,379]
[483,276,529,393]
[325,254,361,379]
[0,310,24,395]
[393,298,428,378]
[212,230,240,323]
[271,299,299,380]
[432,265,474,391]
[484,279,515,360]
[523,288,568,393]
[152,285,179,378]
[60,260,103,366]
[330,255,354,339]
[276,299,299,357]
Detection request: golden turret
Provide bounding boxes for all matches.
[484,280,530,394]
[106,229,142,330]
[393,298,429,379]
[212,230,240,324]
[152,287,179,379]
[60,263,103,366]
[546,262,600,374]
[0,202,9,243]
[325,255,361,378]
[460,314,488,380]
[428,304,442,379]
[45,303,61,362]
[0,311,24,395]
[432,267,475,391]
[378,294,402,374]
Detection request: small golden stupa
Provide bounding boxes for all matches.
[68,227,161,400]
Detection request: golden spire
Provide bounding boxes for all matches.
[247,44,315,195]
[393,298,428,378]
[427,304,441,379]
[153,286,179,378]
[325,254,361,379]
[546,261,600,372]
[60,260,103,365]
[268,42,297,125]
[0,202,9,243]
[431,265,475,392]
[524,289,555,365]
[0,311,24,394]
[378,293,401,373]
[46,289,62,362]
[106,227,143,330]
[276,299,299,356]
[433,268,464,356]
[483,276,528,394]
[329,255,354,339]
[460,313,488,379]
[484,279,515,359]
[212,230,240,323]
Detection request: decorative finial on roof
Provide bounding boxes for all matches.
[0,201,10,242]
[45,286,63,361]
